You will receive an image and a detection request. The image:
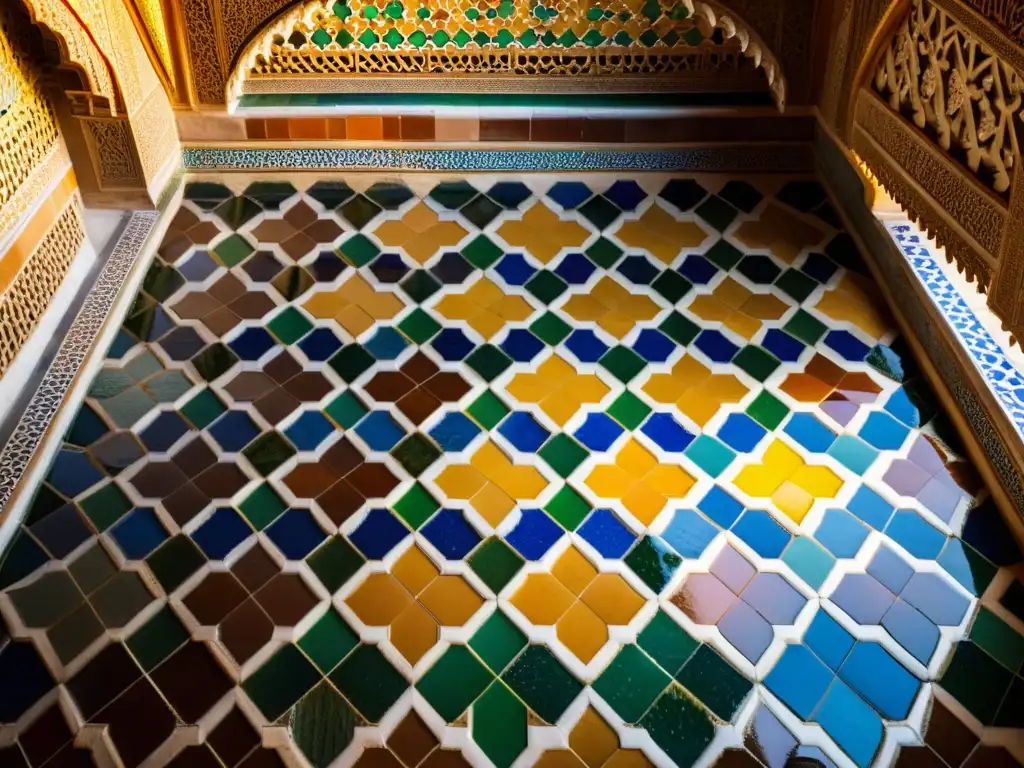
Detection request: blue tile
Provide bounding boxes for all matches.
[869,345,906,381]
[719,601,773,662]
[761,329,805,363]
[782,538,835,590]
[297,327,344,361]
[564,330,609,363]
[662,509,719,558]
[831,573,896,625]
[784,413,836,453]
[697,485,744,528]
[107,330,138,358]
[140,412,190,452]
[827,436,879,474]
[487,181,532,209]
[578,509,637,559]
[229,327,278,360]
[501,329,545,362]
[618,256,659,285]
[192,507,253,560]
[815,509,869,559]
[938,539,994,597]
[547,181,592,210]
[804,610,855,671]
[882,600,940,664]
[364,327,408,361]
[839,642,920,720]
[694,330,740,363]
[846,486,894,530]
[640,413,694,453]
[208,411,261,452]
[866,546,914,594]
[801,252,838,283]
[554,253,596,285]
[429,412,481,452]
[859,412,910,451]
[732,510,791,558]
[369,253,410,282]
[813,680,883,768]
[677,255,718,284]
[267,508,326,560]
[110,508,167,560]
[885,510,945,560]
[350,509,409,559]
[285,411,336,451]
[632,329,675,363]
[499,412,550,453]
[716,413,766,453]
[506,509,564,561]
[604,180,647,211]
[431,328,475,361]
[495,253,537,286]
[574,412,623,452]
[422,509,482,560]
[884,388,922,428]
[824,330,871,362]
[961,500,1022,567]
[764,645,834,720]
[179,250,218,281]
[684,435,736,477]
[47,450,105,498]
[355,411,406,452]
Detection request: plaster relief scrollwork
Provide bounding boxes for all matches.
[874,0,1024,195]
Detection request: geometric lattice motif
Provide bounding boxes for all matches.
[1,173,1022,768]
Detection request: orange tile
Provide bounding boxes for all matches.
[265,118,290,140]
[246,119,267,139]
[326,118,347,139]
[401,116,435,140]
[383,116,401,140]
[419,576,483,626]
[569,708,619,768]
[346,574,413,625]
[347,115,384,140]
[290,118,327,140]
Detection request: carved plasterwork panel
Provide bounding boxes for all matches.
[873,0,1024,195]
[83,117,144,187]
[957,0,1024,47]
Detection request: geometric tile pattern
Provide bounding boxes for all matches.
[1,174,1022,768]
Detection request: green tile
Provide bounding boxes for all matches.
[340,195,382,229]
[587,237,623,268]
[745,390,789,430]
[470,610,528,674]
[467,345,513,382]
[66,404,109,447]
[675,644,752,722]
[526,271,568,304]
[0,533,48,590]
[600,346,646,384]
[775,269,817,303]
[463,235,503,269]
[391,433,442,476]
[49,603,104,665]
[191,343,238,382]
[639,685,716,767]
[538,434,588,478]
[89,369,134,399]
[239,483,287,530]
[339,233,380,266]
[68,543,115,594]
[782,537,835,590]
[652,271,692,303]
[704,239,743,270]
[78,482,132,531]
[684,435,736,477]
[127,606,190,671]
[398,308,442,344]
[91,571,153,629]
[783,310,827,345]
[579,195,621,230]
[733,346,781,382]
[625,536,681,594]
[592,644,670,723]
[467,390,509,430]
[607,391,651,430]
[695,196,738,232]
[329,345,375,383]
[469,538,523,594]
[401,270,442,303]
[325,391,367,429]
[970,608,1024,673]
[659,313,700,348]
[307,536,364,594]
[292,682,360,768]
[939,641,1014,725]
[144,371,192,403]
[179,388,226,430]
[244,643,323,720]
[501,645,581,724]
[242,432,297,476]
[101,387,156,428]
[416,645,493,722]
[146,535,206,593]
[393,483,440,529]
[544,485,591,531]
[213,234,255,267]
[329,644,408,723]
[473,681,527,768]
[299,610,359,673]
[637,611,699,677]
[530,312,571,346]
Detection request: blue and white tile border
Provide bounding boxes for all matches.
[883,219,1024,442]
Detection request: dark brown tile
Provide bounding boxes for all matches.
[401,116,435,141]
[168,746,222,768]
[265,119,290,140]
[0,745,29,767]
[232,293,278,320]
[582,119,626,143]
[530,118,584,142]
[184,572,248,625]
[19,704,73,766]
[317,480,365,526]
[925,699,979,766]
[172,438,218,478]
[355,749,405,768]
[402,352,440,383]
[203,307,244,336]
[323,438,364,476]
[805,354,845,386]
[963,746,1021,768]
[422,372,470,402]
[420,749,472,768]
[712,750,763,767]
[284,201,319,230]
[396,389,442,425]
[895,746,946,767]
[245,119,267,140]
[289,118,327,140]
[305,219,344,244]
[150,642,233,723]
[209,273,247,304]
[131,462,189,498]
[347,463,400,499]
[254,574,318,626]
[388,711,438,767]
[285,463,338,499]
[254,390,302,424]
[239,749,288,768]
[221,599,275,664]
[164,482,210,526]
[281,232,317,260]
[365,371,416,402]
[194,464,249,499]
[265,351,303,383]
[232,545,280,592]
[225,372,278,402]
[283,372,332,401]
[624,119,675,143]
[94,679,176,766]
[383,116,401,140]
[209,707,261,767]
[479,119,530,141]
[68,643,143,719]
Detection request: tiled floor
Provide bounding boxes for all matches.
[1,173,1023,768]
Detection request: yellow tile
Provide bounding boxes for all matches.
[419,576,483,626]
[723,311,763,341]
[493,464,548,501]
[762,439,804,474]
[471,441,509,478]
[540,391,582,426]
[471,482,515,527]
[581,574,645,625]
[436,465,488,499]
[556,601,608,663]
[643,374,687,404]
[393,546,439,596]
[687,295,732,324]
[402,202,441,233]
[507,373,552,404]
[573,375,611,404]
[592,276,630,306]
[536,751,588,768]
[302,291,344,319]
[538,354,575,382]
[553,547,598,595]
[498,204,588,263]
[569,708,620,768]
[740,293,790,320]
[346,574,413,625]
[599,310,641,340]
[495,295,534,323]
[391,602,438,664]
[373,219,415,250]
[604,750,654,768]
[790,465,844,498]
[814,276,889,340]
[733,465,786,497]
[435,294,481,324]
[466,278,503,306]
[715,278,753,310]
[336,305,375,336]
[511,573,576,624]
[733,203,825,263]
[412,221,471,264]
[645,465,695,497]
[623,483,666,526]
[616,206,708,263]
[619,294,660,322]
[563,295,608,323]
[616,439,657,478]
[586,465,633,499]
[772,480,814,523]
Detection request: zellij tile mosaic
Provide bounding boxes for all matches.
[1,173,1023,768]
